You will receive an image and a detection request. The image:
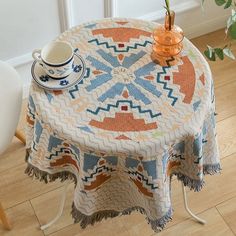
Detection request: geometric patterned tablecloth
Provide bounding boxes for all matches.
[25,18,220,232]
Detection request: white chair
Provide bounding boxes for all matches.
[0,60,26,230]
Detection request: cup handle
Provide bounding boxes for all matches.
[32,49,43,66]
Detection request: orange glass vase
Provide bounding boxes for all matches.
[152,11,184,58]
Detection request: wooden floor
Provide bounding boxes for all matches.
[0,29,236,236]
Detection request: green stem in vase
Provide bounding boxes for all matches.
[165,0,172,30]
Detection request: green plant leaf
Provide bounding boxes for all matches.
[232,9,236,22]
[207,45,214,57]
[224,0,232,8]
[215,0,226,6]
[223,48,236,59]
[204,48,216,61]
[227,15,234,30]
[229,22,236,39]
[215,48,224,60]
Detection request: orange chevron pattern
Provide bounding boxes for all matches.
[89,113,157,132]
[92,27,152,42]
[173,56,196,104]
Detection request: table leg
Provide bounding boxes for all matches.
[40,183,70,230]
[181,182,206,224]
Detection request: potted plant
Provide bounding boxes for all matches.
[202,0,236,60]
[164,0,236,61]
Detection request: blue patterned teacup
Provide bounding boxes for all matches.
[32,41,74,79]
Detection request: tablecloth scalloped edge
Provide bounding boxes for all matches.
[71,203,173,233]
[25,149,77,185]
[172,162,221,192]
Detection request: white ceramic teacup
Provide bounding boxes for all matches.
[32,41,74,79]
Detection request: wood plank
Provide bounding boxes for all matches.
[215,81,236,122]
[0,201,44,236]
[49,214,128,236]
[191,29,225,52]
[155,208,234,236]
[217,115,236,158]
[217,196,236,234]
[0,163,64,209]
[119,212,153,236]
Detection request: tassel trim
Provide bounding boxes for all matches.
[172,163,221,192]
[71,202,173,233]
[25,148,77,184]
[25,163,77,184]
[203,163,222,175]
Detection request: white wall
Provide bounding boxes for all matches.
[116,0,180,18]
[0,0,61,61]
[71,0,104,25]
[111,0,230,38]
[0,0,229,98]
[0,0,62,96]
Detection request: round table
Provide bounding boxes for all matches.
[25,18,220,232]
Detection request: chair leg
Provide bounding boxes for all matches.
[0,202,12,230]
[15,129,26,145]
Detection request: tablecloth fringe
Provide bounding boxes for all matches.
[174,173,205,192]
[203,163,222,175]
[25,163,77,184]
[25,148,77,184]
[173,163,221,192]
[71,202,173,233]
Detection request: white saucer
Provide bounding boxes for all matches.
[31,53,86,91]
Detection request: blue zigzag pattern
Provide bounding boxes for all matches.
[69,68,90,99]
[156,66,178,106]
[88,39,152,52]
[87,100,161,118]
[127,170,158,189]
[32,140,37,152]
[82,165,116,182]
[48,147,78,160]
[27,104,35,120]
[171,153,184,160]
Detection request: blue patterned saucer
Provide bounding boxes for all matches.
[31,53,86,90]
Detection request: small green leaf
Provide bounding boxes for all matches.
[224,0,232,8]
[232,9,236,22]
[227,15,234,30]
[223,48,236,60]
[207,45,214,57]
[204,49,216,61]
[215,0,226,6]
[215,48,224,60]
[229,22,236,39]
